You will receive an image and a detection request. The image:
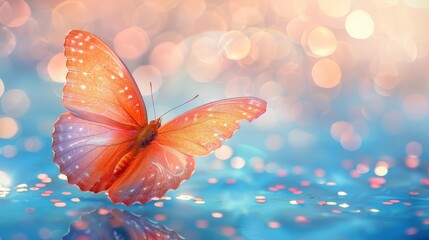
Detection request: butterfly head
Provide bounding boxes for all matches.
[150,118,162,128]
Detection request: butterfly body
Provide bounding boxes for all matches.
[52,30,267,205]
[113,119,160,177]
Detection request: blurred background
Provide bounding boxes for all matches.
[0,0,429,239]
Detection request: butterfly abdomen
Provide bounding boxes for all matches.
[113,148,138,177]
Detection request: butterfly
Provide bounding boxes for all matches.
[52,30,267,205]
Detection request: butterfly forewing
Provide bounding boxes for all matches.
[53,113,135,193]
[63,30,147,129]
[157,97,267,156]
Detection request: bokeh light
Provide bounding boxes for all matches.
[114,27,150,60]
[2,145,17,158]
[0,171,11,187]
[24,137,43,152]
[230,156,245,169]
[150,41,184,77]
[340,131,361,151]
[318,0,351,17]
[405,155,420,169]
[1,89,30,117]
[0,79,4,97]
[133,65,163,96]
[402,94,429,121]
[47,53,67,83]
[345,10,374,39]
[0,0,31,28]
[406,141,422,156]
[0,26,16,57]
[50,1,90,42]
[186,37,223,82]
[307,26,337,57]
[265,134,284,151]
[311,58,341,88]
[214,145,233,160]
[219,31,251,60]
[374,165,388,177]
[0,117,19,139]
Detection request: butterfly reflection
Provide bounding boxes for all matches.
[64,208,184,240]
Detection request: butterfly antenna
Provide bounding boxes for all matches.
[150,82,157,120]
[159,95,199,119]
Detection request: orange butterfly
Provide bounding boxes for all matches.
[52,30,267,205]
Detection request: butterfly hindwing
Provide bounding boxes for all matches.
[52,113,135,193]
[63,30,147,129]
[107,141,195,205]
[156,97,267,156]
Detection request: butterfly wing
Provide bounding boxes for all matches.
[107,141,195,205]
[52,113,135,193]
[63,30,147,129]
[157,97,267,156]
